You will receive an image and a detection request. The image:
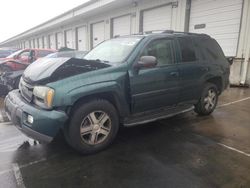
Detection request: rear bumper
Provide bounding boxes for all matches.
[4,90,68,143]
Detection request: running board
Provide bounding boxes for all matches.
[123,106,194,127]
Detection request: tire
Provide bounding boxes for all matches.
[65,99,119,154]
[194,83,218,116]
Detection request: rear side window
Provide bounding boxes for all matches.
[195,37,226,62]
[37,50,54,57]
[178,37,196,62]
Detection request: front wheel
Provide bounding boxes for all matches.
[194,83,218,116]
[65,99,119,154]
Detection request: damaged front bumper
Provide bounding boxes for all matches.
[4,90,68,143]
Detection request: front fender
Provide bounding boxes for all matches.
[53,81,130,117]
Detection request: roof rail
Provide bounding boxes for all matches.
[144,30,174,34]
[144,30,210,37]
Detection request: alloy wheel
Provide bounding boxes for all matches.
[204,89,217,111]
[80,111,111,145]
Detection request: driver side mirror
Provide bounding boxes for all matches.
[134,56,157,69]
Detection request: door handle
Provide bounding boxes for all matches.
[170,71,179,77]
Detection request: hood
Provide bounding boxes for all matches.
[22,58,111,84]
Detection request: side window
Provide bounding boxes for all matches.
[198,38,226,62]
[19,51,30,58]
[178,37,196,62]
[141,39,174,66]
[37,50,53,58]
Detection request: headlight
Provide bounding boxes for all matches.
[33,86,55,109]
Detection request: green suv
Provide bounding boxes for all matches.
[5,31,230,154]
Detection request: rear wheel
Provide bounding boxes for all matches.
[195,83,218,116]
[65,99,119,154]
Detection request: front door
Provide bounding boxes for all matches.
[129,38,180,113]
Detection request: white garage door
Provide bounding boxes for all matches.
[56,32,63,49]
[24,41,28,48]
[189,0,243,57]
[38,38,43,48]
[49,34,56,49]
[65,30,73,48]
[92,21,105,48]
[77,26,88,51]
[36,39,39,48]
[142,5,172,32]
[112,15,131,37]
[43,36,48,49]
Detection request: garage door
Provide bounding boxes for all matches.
[65,30,73,48]
[77,26,88,51]
[43,36,48,49]
[38,38,43,49]
[142,5,172,32]
[112,15,131,37]
[56,32,63,49]
[36,39,39,48]
[92,21,105,48]
[25,41,29,48]
[189,0,243,57]
[49,34,56,49]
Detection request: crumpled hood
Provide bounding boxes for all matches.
[22,58,111,84]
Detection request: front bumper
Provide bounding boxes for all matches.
[4,90,68,143]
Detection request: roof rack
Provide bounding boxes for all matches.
[144,30,174,34]
[143,30,210,37]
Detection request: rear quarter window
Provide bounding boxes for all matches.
[194,37,226,62]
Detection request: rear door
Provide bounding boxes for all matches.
[176,37,206,103]
[129,38,180,113]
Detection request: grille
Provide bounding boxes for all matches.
[20,79,34,102]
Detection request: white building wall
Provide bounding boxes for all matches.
[1,0,249,85]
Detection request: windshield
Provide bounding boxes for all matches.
[6,50,23,58]
[84,37,142,63]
